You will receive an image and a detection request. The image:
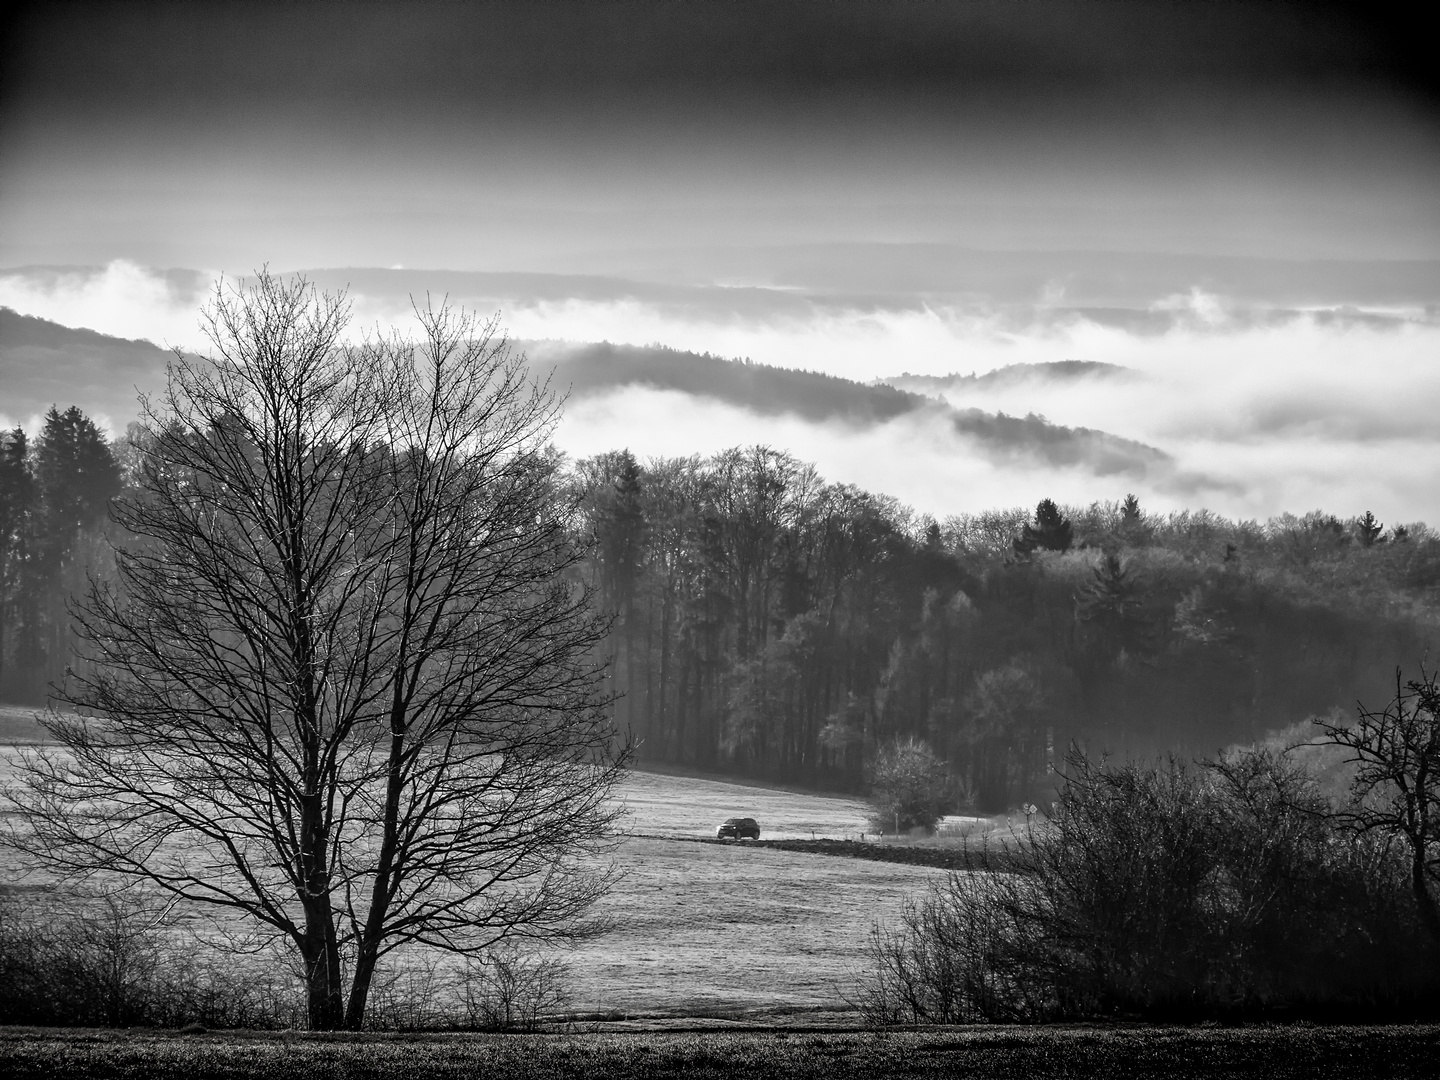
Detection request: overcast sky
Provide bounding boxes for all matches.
[2,1,1438,522]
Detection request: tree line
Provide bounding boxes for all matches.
[5,413,1440,814]
[573,449,1440,810]
[0,408,123,703]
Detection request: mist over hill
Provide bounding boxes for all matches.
[0,309,1177,484]
[0,306,177,429]
[295,257,1438,336]
[533,342,1175,482]
[882,361,1134,397]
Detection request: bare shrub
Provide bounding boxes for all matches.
[0,892,305,1028]
[362,957,449,1031]
[458,943,572,1031]
[857,871,1048,1023]
[859,747,1440,1024]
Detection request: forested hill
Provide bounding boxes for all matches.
[1,312,1171,482]
[0,307,175,428]
[529,341,1170,479]
[883,360,1132,395]
[532,340,925,424]
[573,448,1440,809]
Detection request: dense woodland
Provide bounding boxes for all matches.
[3,408,1439,811]
[573,447,1440,809]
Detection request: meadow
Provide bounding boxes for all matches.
[565,833,940,1016]
[2,714,946,1018]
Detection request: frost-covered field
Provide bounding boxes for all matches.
[1,721,946,1016]
[0,706,47,745]
[617,769,873,841]
[566,832,939,1014]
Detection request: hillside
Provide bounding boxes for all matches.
[531,341,1171,478]
[0,306,175,426]
[0,309,1172,480]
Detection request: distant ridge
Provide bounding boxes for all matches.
[882,361,1132,395]
[531,341,926,426]
[530,342,1170,479]
[0,306,175,426]
[0,310,1174,482]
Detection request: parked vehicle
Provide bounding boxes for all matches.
[716,816,761,840]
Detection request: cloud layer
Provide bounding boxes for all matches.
[2,261,1437,524]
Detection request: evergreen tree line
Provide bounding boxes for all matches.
[573,447,1440,810]
[0,408,123,703]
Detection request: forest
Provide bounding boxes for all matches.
[3,409,1439,812]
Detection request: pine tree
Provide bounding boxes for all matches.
[0,428,34,690]
[1356,511,1384,548]
[1013,498,1073,556]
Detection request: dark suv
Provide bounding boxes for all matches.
[716,816,761,840]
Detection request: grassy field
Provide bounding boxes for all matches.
[566,834,940,1015]
[3,1025,1438,1078]
[1,732,945,1016]
[0,706,48,745]
[618,767,879,840]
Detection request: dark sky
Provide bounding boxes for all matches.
[3,2,1440,521]
[2,0,1438,272]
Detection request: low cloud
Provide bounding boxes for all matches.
[1,261,1436,522]
[0,261,213,351]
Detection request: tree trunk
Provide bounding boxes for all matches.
[300,899,346,1030]
[346,940,381,1032]
[345,695,409,1030]
[1412,840,1440,945]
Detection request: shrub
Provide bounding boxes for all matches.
[869,737,949,834]
[0,892,303,1028]
[858,747,1440,1024]
[0,892,572,1030]
[457,944,572,1031]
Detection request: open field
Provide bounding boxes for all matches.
[617,768,873,840]
[3,1025,1439,1079]
[566,835,939,1014]
[0,706,48,745]
[617,767,984,842]
[1,738,947,1015]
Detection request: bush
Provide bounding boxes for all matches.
[0,892,303,1028]
[858,747,1440,1023]
[869,737,949,834]
[0,892,571,1030]
[457,944,572,1031]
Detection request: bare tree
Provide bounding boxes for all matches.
[3,272,626,1030]
[1314,666,1440,943]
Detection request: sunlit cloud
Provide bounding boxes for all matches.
[2,262,1437,522]
[0,261,214,351]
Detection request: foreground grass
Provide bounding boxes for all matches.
[3,1025,1438,1079]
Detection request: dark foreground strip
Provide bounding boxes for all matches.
[2,1025,1437,1079]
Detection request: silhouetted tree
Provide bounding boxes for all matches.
[0,428,33,689]
[1357,511,1384,548]
[3,273,626,1031]
[1013,499,1073,556]
[1315,667,1440,943]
